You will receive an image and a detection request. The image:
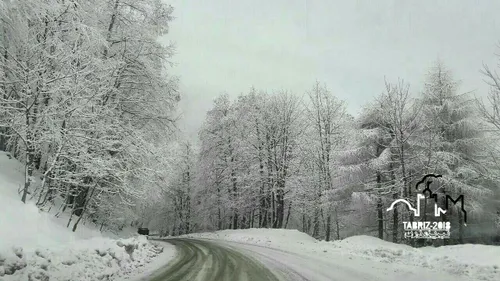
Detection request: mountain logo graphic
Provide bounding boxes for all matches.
[386,174,467,224]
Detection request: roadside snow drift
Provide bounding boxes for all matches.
[0,236,164,281]
[334,235,500,280]
[0,152,173,280]
[184,229,500,281]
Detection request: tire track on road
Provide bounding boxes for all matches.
[147,238,281,281]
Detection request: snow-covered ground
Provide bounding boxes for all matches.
[0,152,176,280]
[183,229,500,281]
[2,148,499,281]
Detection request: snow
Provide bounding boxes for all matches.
[334,235,500,280]
[0,152,175,280]
[183,229,500,281]
[126,242,177,281]
[3,149,498,280]
[184,228,317,247]
[1,236,167,281]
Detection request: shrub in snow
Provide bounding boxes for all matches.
[116,239,139,261]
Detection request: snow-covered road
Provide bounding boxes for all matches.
[222,240,471,281]
[141,238,280,281]
[141,238,471,281]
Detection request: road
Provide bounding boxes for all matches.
[144,238,283,281]
[142,238,470,281]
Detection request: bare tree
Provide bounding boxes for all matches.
[304,82,348,240]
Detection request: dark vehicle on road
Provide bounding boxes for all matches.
[138,227,149,236]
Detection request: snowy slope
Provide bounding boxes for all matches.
[0,152,176,280]
[0,151,103,254]
[184,229,500,281]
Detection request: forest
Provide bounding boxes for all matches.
[1,0,499,247]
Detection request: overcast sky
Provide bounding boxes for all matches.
[162,0,500,139]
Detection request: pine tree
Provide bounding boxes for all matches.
[416,61,492,244]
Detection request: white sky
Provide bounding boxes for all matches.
[162,0,500,139]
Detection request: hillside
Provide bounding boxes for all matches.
[0,152,175,280]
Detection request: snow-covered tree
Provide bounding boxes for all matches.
[301,82,349,240]
[372,80,422,243]
[415,61,493,244]
[0,0,180,233]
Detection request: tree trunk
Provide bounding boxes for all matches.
[302,214,307,232]
[313,207,320,238]
[228,133,238,230]
[392,192,399,243]
[103,0,120,58]
[0,27,8,152]
[67,199,76,228]
[21,146,34,203]
[250,210,255,228]
[307,218,312,234]
[275,187,284,228]
[21,114,35,203]
[265,131,273,228]
[185,194,191,233]
[271,191,276,228]
[335,207,340,240]
[257,118,266,228]
[217,181,222,230]
[458,205,464,244]
[284,201,292,229]
[325,213,332,241]
[11,137,19,159]
[389,159,399,243]
[407,171,415,246]
[376,172,384,240]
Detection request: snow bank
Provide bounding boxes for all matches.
[0,152,174,280]
[184,228,316,246]
[185,229,500,281]
[0,236,165,281]
[183,228,338,257]
[333,236,500,280]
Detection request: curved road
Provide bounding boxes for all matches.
[143,238,470,281]
[146,238,282,281]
